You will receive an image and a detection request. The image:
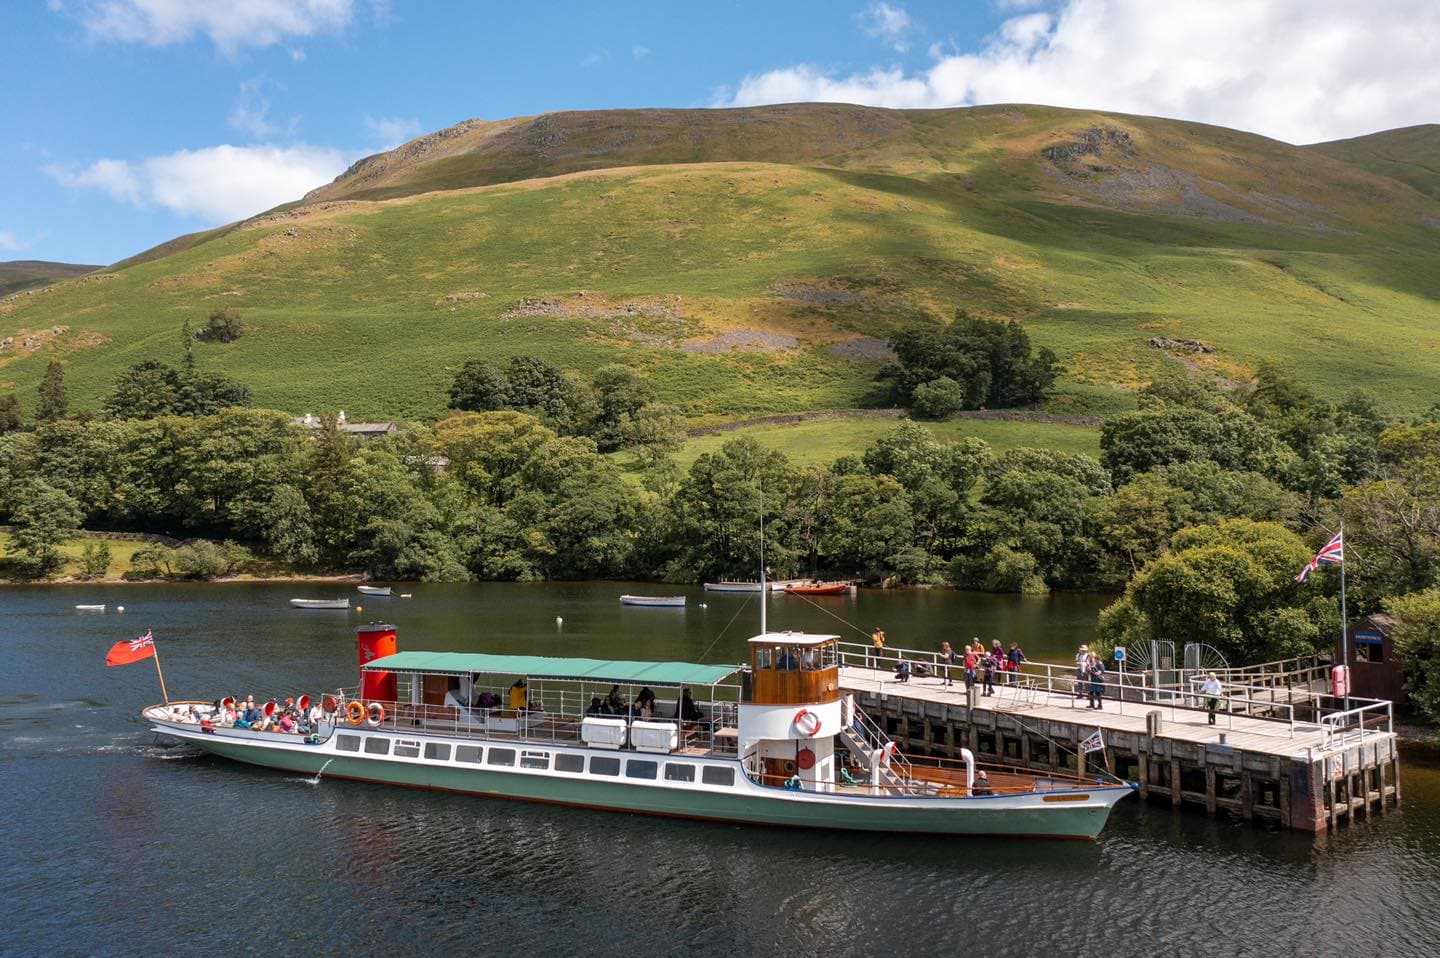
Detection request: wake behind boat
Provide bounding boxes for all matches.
[141,623,1133,839]
[290,598,350,610]
[619,594,686,607]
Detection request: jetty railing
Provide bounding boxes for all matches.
[1319,698,1394,749]
[835,640,1393,741]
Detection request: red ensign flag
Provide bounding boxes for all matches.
[106,631,156,667]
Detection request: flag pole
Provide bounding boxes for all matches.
[151,634,171,704]
[1339,521,1349,713]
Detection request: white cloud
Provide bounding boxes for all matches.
[45,143,354,223]
[858,2,913,52]
[633,45,650,60]
[58,0,354,55]
[579,50,609,68]
[365,115,422,149]
[723,0,1440,144]
[228,77,278,138]
[0,229,31,253]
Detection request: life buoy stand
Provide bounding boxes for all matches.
[322,694,339,715]
[366,702,386,728]
[345,700,365,725]
[794,708,822,737]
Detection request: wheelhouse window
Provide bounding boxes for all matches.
[591,756,621,776]
[555,754,585,773]
[626,760,658,780]
[701,766,735,787]
[755,647,774,670]
[336,734,361,753]
[776,646,800,671]
[363,737,390,755]
[424,743,451,761]
[456,745,484,764]
[488,748,516,767]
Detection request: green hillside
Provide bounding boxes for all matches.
[0,260,100,298]
[1309,125,1440,200]
[3,104,1439,424]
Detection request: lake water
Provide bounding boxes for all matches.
[3,582,1439,957]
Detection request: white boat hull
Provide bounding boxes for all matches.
[290,598,350,609]
[143,708,1133,839]
[620,595,686,607]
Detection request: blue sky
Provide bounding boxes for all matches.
[4,1,1438,266]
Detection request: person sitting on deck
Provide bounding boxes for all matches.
[973,770,993,796]
[508,679,528,711]
[277,712,296,733]
[894,659,912,683]
[238,698,262,729]
[586,696,604,716]
[604,685,625,713]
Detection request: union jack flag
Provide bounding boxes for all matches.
[1295,530,1344,582]
[130,631,155,652]
[1080,729,1105,753]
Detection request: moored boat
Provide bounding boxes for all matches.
[75,604,106,612]
[142,624,1134,839]
[703,579,806,593]
[357,585,392,597]
[290,598,350,610]
[784,581,855,596]
[619,594,686,607]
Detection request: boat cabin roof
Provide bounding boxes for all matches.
[747,631,840,647]
[362,651,741,687]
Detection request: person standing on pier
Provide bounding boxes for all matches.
[870,627,887,668]
[981,647,997,696]
[937,641,956,687]
[1200,672,1224,725]
[1086,653,1107,710]
[1075,645,1090,699]
[963,642,979,691]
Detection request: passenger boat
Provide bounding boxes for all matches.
[703,579,806,593]
[289,598,350,610]
[784,581,855,596]
[619,594,686,607]
[142,623,1134,839]
[357,585,392,597]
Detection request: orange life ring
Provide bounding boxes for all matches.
[794,708,822,737]
[346,700,365,725]
[366,702,386,728]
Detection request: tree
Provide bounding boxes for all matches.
[203,307,245,343]
[0,393,21,433]
[880,312,1060,411]
[6,478,83,577]
[37,360,67,422]
[910,377,967,419]
[449,360,512,412]
[591,364,655,449]
[1384,589,1440,724]
[79,541,112,579]
[1098,519,1332,662]
[1100,405,1293,484]
[105,360,250,419]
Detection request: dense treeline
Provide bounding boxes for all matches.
[8,352,1440,718]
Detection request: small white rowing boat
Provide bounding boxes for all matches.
[357,585,392,596]
[75,604,106,612]
[703,579,806,593]
[619,594,686,607]
[290,598,351,610]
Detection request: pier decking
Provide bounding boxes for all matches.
[838,660,1399,832]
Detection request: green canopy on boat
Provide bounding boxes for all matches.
[362,651,742,687]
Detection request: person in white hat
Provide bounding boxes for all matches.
[1074,645,1089,698]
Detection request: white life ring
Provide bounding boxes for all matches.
[794,708,822,737]
[365,702,386,727]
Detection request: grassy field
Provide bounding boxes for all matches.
[3,105,1438,428]
[0,533,147,580]
[649,416,1103,472]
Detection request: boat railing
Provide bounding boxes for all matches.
[845,702,913,782]
[331,689,739,757]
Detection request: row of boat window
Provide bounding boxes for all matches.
[334,733,737,786]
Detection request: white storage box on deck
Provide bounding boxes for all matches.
[630,719,679,753]
[581,716,628,749]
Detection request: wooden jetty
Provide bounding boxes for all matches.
[836,648,1399,833]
